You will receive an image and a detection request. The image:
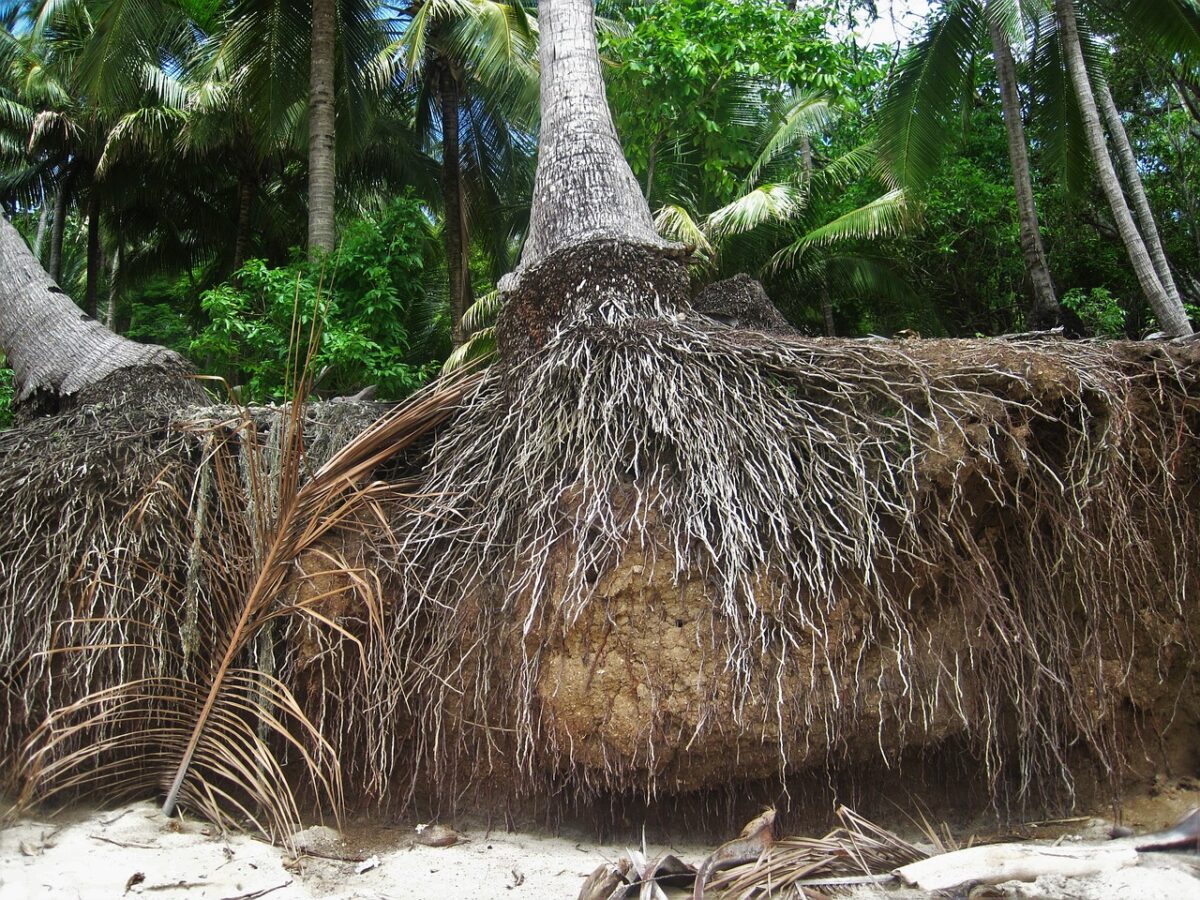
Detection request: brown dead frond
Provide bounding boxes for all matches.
[708,806,927,898]
[8,320,483,841]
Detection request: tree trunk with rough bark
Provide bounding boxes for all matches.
[307,0,337,256]
[49,180,69,284]
[496,0,689,361]
[1096,77,1182,308]
[0,215,188,406]
[1055,0,1191,336]
[32,203,49,263]
[988,10,1059,329]
[510,0,677,282]
[440,66,473,346]
[84,193,101,318]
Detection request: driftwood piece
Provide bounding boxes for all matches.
[895,843,1139,891]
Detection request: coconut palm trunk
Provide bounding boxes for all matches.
[48,179,70,284]
[32,204,49,262]
[1095,77,1182,307]
[1054,0,1191,336]
[514,0,675,277]
[84,193,101,318]
[440,65,473,345]
[988,10,1059,329]
[0,215,187,405]
[233,170,255,272]
[307,0,337,256]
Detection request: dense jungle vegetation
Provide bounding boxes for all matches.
[2,0,1199,425]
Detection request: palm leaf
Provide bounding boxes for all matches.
[876,0,986,189]
[770,189,909,272]
[653,203,714,258]
[705,183,805,241]
[1117,0,1200,62]
[18,340,485,841]
[743,93,838,189]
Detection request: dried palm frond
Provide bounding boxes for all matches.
[13,299,484,841]
[708,806,928,898]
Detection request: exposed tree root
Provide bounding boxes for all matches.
[2,252,1199,828]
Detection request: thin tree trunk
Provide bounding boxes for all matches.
[513,0,676,280]
[820,288,835,336]
[32,203,49,262]
[988,10,1059,329]
[307,0,337,256]
[441,67,471,345]
[1095,77,1182,307]
[106,229,125,332]
[84,193,101,319]
[233,170,255,272]
[1054,0,1191,336]
[800,134,814,185]
[49,181,69,284]
[0,215,186,404]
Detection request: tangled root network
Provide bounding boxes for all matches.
[385,262,1199,813]
[2,254,1199,824]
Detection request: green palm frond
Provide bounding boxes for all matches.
[653,203,714,257]
[770,189,909,272]
[442,325,495,372]
[815,144,877,190]
[97,106,188,175]
[822,254,918,307]
[461,287,502,334]
[1117,0,1200,62]
[706,183,805,240]
[876,0,985,189]
[397,0,478,77]
[448,0,537,90]
[743,93,838,189]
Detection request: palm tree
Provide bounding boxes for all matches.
[1052,0,1191,335]
[308,0,337,254]
[878,0,1059,327]
[654,96,911,335]
[384,0,538,343]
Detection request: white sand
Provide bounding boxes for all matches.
[0,801,707,899]
[4,801,1199,899]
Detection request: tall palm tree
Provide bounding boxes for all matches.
[878,0,1059,327]
[308,0,337,254]
[384,0,538,343]
[1053,0,1191,335]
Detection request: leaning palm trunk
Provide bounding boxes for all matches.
[1096,77,1183,308]
[988,9,1059,329]
[1055,0,1191,336]
[307,0,337,256]
[0,215,188,406]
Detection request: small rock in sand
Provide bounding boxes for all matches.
[291,825,345,856]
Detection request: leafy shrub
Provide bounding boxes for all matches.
[191,197,449,401]
[1061,287,1125,338]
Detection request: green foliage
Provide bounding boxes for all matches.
[1061,287,1125,337]
[125,277,200,354]
[603,0,870,206]
[190,198,448,401]
[0,358,12,429]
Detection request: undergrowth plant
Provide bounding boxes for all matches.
[191,197,449,400]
